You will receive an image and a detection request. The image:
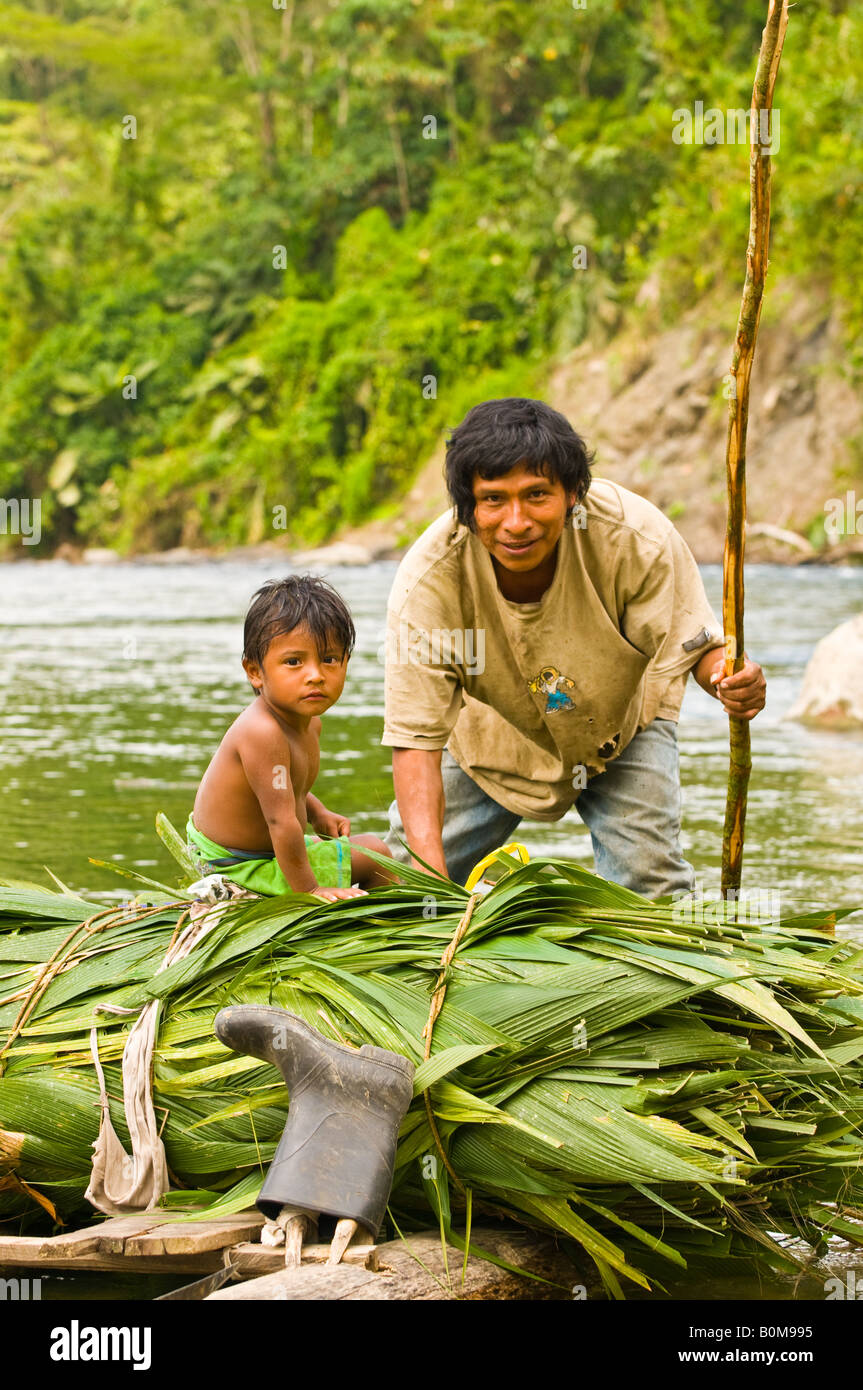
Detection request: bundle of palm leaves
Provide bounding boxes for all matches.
[2,844,863,1296]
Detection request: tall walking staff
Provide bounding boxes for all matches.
[721,0,789,899]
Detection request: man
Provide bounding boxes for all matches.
[382,398,766,897]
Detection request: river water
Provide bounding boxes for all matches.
[2,558,861,921]
[1,557,862,1299]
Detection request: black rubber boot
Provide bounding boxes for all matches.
[214,1005,415,1235]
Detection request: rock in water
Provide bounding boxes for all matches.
[787,612,863,728]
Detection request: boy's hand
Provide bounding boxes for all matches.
[311,885,366,902]
[312,809,351,839]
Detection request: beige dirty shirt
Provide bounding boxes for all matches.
[382,479,724,821]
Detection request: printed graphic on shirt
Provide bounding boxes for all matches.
[528,665,576,713]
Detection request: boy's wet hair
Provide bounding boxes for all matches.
[445,397,594,529]
[243,575,356,677]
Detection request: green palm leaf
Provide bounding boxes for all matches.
[1,851,862,1293]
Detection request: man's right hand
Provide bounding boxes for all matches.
[391,748,449,878]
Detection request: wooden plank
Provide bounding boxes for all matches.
[301,1241,379,1271]
[294,1241,349,1264]
[0,1242,376,1279]
[0,1208,242,1266]
[227,1241,378,1275]
[125,1213,265,1257]
[0,1215,165,1263]
[0,1236,65,1264]
[226,1243,283,1276]
[0,1250,225,1276]
[91,1213,179,1256]
[37,1227,103,1257]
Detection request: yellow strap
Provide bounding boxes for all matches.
[464,842,531,891]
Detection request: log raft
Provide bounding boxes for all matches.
[0,1212,578,1299]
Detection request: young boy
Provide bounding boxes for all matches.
[187,575,393,902]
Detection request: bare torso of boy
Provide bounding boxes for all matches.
[193,699,318,852]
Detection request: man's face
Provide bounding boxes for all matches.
[471,462,577,573]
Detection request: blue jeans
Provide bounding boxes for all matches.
[385,719,695,899]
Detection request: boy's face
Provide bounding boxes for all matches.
[242,625,348,717]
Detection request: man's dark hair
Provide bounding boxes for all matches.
[243,575,356,674]
[444,397,594,529]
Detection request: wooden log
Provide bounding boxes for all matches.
[208,1227,580,1301]
[351,1230,577,1301]
[207,1263,379,1301]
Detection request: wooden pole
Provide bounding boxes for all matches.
[721,0,789,899]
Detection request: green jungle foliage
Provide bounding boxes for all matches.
[0,0,860,553]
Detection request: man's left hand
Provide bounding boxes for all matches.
[694,649,766,720]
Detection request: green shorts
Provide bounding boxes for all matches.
[186,816,351,895]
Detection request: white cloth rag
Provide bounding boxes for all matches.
[85,879,256,1215]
